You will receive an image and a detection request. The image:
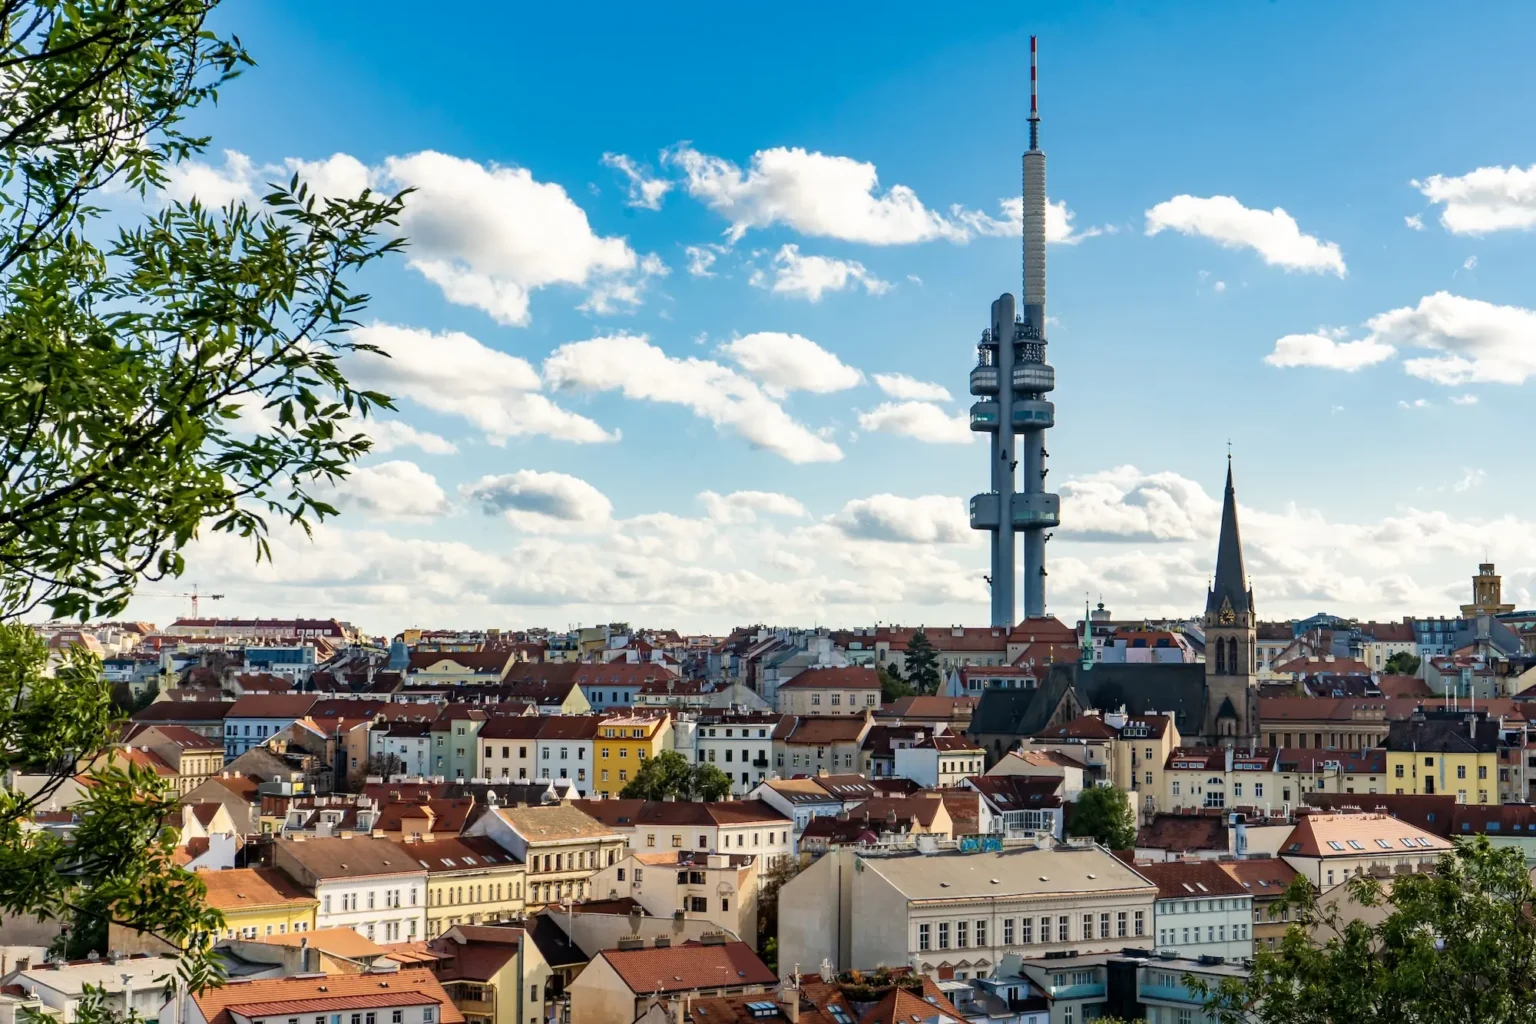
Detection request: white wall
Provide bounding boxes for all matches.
[313,875,427,942]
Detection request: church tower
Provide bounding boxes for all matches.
[1203,457,1258,745]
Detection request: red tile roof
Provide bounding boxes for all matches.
[1133,859,1249,900]
[776,666,880,690]
[596,940,775,996]
[878,696,978,721]
[1281,812,1452,858]
[1136,813,1228,853]
[191,969,461,1024]
[226,694,319,719]
[1035,715,1118,740]
[1217,858,1301,898]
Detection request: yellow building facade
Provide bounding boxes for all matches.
[417,837,528,936]
[594,713,672,798]
[205,867,318,940]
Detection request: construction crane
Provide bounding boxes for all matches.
[141,583,225,620]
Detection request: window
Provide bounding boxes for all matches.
[1457,764,1466,779]
[938,922,950,949]
[976,919,987,945]
[1023,918,1035,943]
[423,1011,435,1024]
[1100,912,1110,939]
[1395,764,1404,778]
[1255,783,1264,798]
[1058,916,1069,942]
[689,896,708,913]
[1479,765,1488,780]
[918,923,930,950]
[1003,918,1014,945]
[1134,911,1145,936]
[1082,913,1093,941]
[956,921,968,948]
[647,834,655,847]
[1172,781,1181,796]
[1117,911,1127,937]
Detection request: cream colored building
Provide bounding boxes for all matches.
[1278,812,1452,889]
[774,666,882,716]
[591,850,759,947]
[414,836,528,936]
[779,840,1157,982]
[463,802,627,910]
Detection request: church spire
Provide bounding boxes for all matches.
[1206,455,1252,619]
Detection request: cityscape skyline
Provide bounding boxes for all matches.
[117,2,1536,633]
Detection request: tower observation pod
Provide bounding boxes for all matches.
[969,35,1060,626]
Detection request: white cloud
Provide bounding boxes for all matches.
[1144,194,1346,275]
[749,244,890,301]
[460,470,613,528]
[600,152,673,210]
[1265,292,1536,386]
[857,401,973,444]
[362,419,458,455]
[543,333,843,463]
[666,144,968,245]
[1371,292,1536,386]
[164,149,657,325]
[1405,214,1425,231]
[1450,393,1479,406]
[1463,255,1478,271]
[347,323,615,444]
[1213,280,1227,293]
[719,332,863,394]
[1414,164,1536,234]
[1057,466,1220,543]
[953,196,1108,245]
[1399,398,1429,409]
[162,150,259,206]
[1454,468,1486,493]
[579,252,669,316]
[317,460,451,521]
[1263,331,1395,372]
[684,244,725,277]
[699,490,808,524]
[873,373,952,402]
[830,494,969,544]
[383,151,643,325]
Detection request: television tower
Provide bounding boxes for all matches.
[969,35,1060,626]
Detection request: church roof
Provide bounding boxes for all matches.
[1073,662,1209,740]
[1206,459,1252,619]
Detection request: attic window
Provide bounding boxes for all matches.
[1400,838,1416,848]
[1346,840,1364,850]
[1326,841,1344,851]
[441,858,455,866]
[1374,839,1391,849]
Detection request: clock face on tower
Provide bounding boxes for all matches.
[1218,607,1235,626]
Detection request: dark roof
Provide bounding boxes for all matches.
[1075,662,1209,739]
[1386,712,1500,754]
[524,914,586,967]
[1206,458,1252,618]
[967,669,1076,740]
[966,775,1063,813]
[1136,813,1227,853]
[131,701,235,723]
[1452,804,1536,836]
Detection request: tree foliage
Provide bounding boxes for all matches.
[1384,652,1421,676]
[1067,784,1137,850]
[0,0,408,1007]
[877,664,913,702]
[619,750,733,801]
[0,627,225,985]
[0,0,407,623]
[904,630,941,695]
[1196,838,1536,1024]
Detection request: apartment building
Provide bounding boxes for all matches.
[1385,709,1501,803]
[774,666,882,716]
[274,836,427,942]
[185,970,460,1024]
[477,715,544,782]
[591,850,759,947]
[691,712,783,795]
[1278,812,1453,888]
[894,733,987,788]
[572,798,795,871]
[780,840,1157,982]
[463,803,627,910]
[774,713,874,776]
[1136,860,1254,961]
[593,713,672,798]
[415,835,527,936]
[532,715,601,794]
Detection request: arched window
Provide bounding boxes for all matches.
[1227,638,1239,675]
[1215,638,1226,674]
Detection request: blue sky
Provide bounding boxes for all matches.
[124,1,1536,634]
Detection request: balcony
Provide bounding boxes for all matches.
[969,492,1001,530]
[1010,492,1060,528]
[752,757,769,768]
[1012,363,1055,393]
[969,401,1000,431]
[969,365,999,396]
[1010,399,1055,430]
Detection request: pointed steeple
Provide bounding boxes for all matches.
[1206,456,1252,619]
